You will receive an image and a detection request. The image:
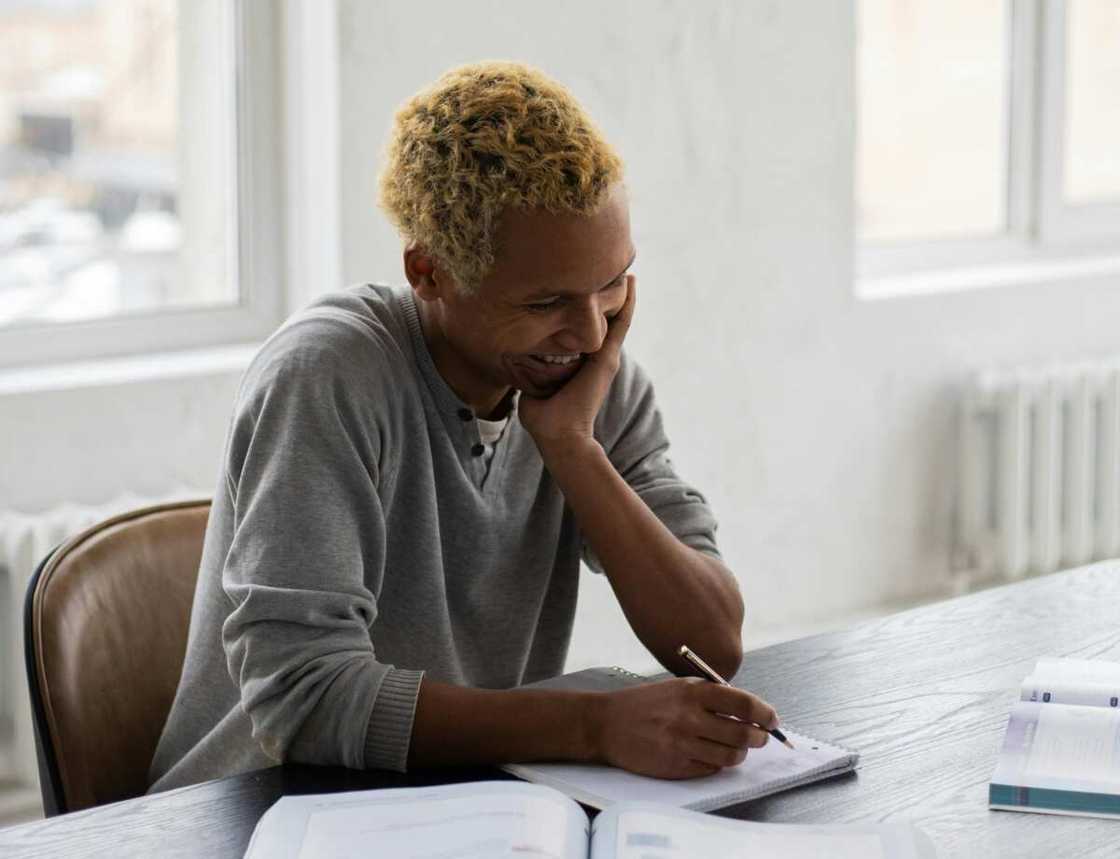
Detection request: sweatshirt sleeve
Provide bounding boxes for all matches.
[583,350,722,573]
[220,321,422,773]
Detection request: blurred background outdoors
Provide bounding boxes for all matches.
[0,0,232,328]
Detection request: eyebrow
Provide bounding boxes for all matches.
[522,252,637,301]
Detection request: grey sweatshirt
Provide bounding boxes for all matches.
[147,284,720,793]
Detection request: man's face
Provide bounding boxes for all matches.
[411,182,636,417]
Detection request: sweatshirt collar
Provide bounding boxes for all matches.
[396,287,520,420]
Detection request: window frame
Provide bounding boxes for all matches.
[856,0,1120,294]
[0,0,285,369]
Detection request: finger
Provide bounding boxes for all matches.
[662,760,722,781]
[679,736,750,770]
[697,712,771,750]
[698,685,780,731]
[602,273,636,350]
[679,761,722,780]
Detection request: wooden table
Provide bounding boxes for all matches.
[2,561,1119,858]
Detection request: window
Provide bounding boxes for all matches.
[0,0,282,367]
[1064,0,1120,205]
[857,0,1120,295]
[858,1,1010,243]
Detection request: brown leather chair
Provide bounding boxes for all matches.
[23,499,210,815]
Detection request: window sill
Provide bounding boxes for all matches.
[0,342,259,397]
[856,252,1120,301]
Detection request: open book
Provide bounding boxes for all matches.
[243,780,935,858]
[502,666,859,812]
[990,657,1120,818]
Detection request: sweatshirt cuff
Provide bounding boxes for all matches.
[363,668,424,772]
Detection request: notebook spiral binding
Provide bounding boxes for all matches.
[607,666,647,682]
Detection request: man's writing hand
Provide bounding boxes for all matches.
[589,677,780,779]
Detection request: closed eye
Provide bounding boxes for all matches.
[524,298,561,313]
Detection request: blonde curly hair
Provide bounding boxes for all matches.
[377,60,625,294]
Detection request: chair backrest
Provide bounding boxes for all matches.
[23,499,210,815]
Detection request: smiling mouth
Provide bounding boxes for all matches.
[528,353,583,367]
[516,354,585,390]
[506,353,585,394]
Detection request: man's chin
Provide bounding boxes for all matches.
[510,370,564,398]
[517,379,565,398]
[505,358,567,399]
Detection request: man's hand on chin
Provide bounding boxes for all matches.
[515,270,744,681]
[517,274,636,458]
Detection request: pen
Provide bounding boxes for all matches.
[678,644,795,750]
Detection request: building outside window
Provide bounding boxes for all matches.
[0,0,282,367]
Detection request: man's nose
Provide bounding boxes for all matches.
[558,297,608,353]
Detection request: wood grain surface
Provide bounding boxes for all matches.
[720,560,1120,858]
[2,561,1118,857]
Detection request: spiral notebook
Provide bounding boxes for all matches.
[502,666,859,813]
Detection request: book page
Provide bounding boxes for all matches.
[588,804,935,859]
[503,729,856,812]
[1020,657,1120,708]
[991,701,1120,793]
[243,781,590,859]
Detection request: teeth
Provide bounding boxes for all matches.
[535,354,580,365]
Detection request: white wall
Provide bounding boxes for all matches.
[5,1,1120,671]
[0,370,237,512]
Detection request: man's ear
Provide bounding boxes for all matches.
[403,244,445,302]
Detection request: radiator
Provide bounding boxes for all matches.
[0,489,205,790]
[957,362,1120,585]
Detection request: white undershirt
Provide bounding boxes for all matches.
[476,415,508,466]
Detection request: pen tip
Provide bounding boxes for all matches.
[677,645,689,656]
[782,739,796,750]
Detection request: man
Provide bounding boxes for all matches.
[149,60,780,794]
